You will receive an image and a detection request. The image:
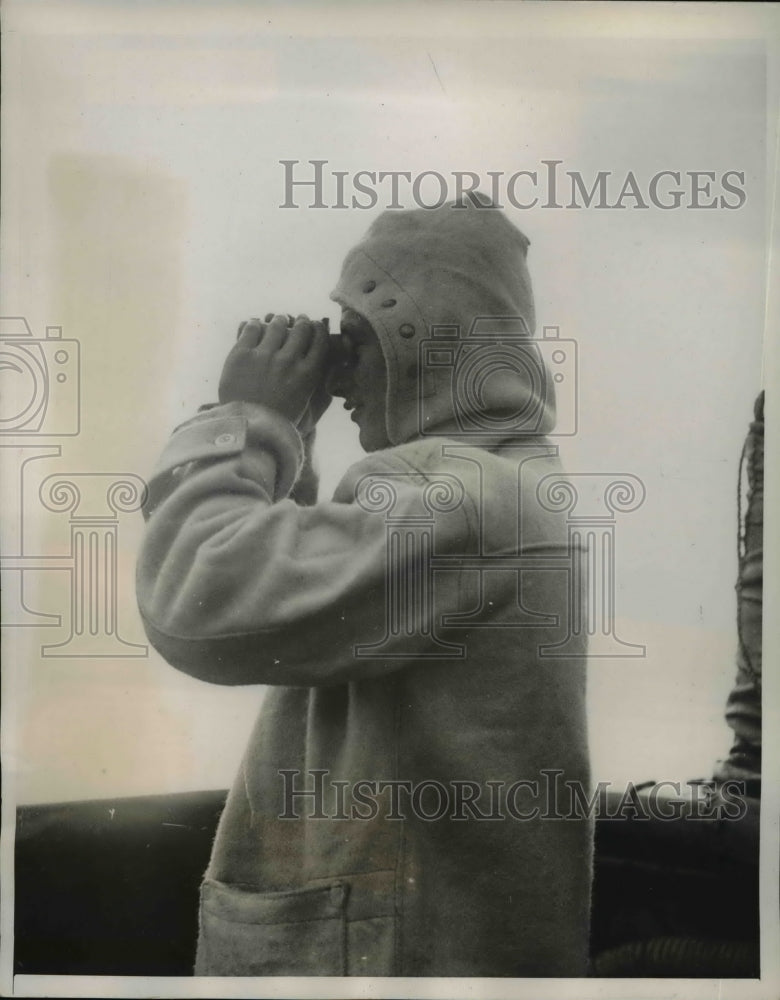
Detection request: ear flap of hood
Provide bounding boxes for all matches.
[330,197,556,445]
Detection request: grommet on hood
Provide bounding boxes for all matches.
[330,196,555,445]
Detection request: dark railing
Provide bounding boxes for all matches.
[14,784,759,978]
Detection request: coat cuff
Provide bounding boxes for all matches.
[151,402,304,500]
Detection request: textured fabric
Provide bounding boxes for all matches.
[330,198,551,445]
[137,202,593,976]
[138,421,592,975]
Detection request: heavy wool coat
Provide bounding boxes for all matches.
[136,200,593,977]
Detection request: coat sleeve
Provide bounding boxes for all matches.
[136,402,472,687]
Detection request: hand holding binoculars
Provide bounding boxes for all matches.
[250,312,350,373]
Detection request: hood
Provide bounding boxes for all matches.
[330,196,556,446]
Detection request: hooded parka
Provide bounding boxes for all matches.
[136,199,593,977]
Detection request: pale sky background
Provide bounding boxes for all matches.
[2,2,776,804]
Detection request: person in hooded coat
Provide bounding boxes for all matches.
[136,198,593,978]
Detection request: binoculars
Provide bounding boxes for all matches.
[291,316,350,371]
[325,331,351,369]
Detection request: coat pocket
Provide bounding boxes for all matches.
[195,878,347,977]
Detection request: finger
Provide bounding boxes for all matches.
[235,318,264,348]
[260,313,290,352]
[264,312,298,326]
[304,319,329,358]
[306,323,330,372]
[283,316,315,357]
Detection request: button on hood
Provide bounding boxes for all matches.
[330,196,555,445]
